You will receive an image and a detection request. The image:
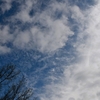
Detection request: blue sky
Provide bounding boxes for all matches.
[0,0,100,100]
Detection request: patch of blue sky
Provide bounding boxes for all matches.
[0,1,20,18]
[0,41,75,91]
[29,0,51,17]
[37,0,51,10]
[69,0,97,10]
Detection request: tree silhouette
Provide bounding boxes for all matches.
[0,64,37,100]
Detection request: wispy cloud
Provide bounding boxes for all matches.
[1,0,100,100]
[39,1,100,100]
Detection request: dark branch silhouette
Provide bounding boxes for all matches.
[0,64,38,100]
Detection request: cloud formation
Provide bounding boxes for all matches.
[1,0,100,100]
[0,0,12,13]
[0,0,75,53]
[0,25,12,54]
[39,1,100,100]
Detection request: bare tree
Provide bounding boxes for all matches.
[0,64,20,85]
[0,64,37,100]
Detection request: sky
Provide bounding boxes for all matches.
[0,0,100,100]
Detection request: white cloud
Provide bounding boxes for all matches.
[1,1,100,100]
[0,0,12,13]
[0,26,13,43]
[30,17,74,52]
[0,25,13,54]
[39,1,100,100]
[10,0,74,53]
[0,45,11,54]
[13,31,31,49]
